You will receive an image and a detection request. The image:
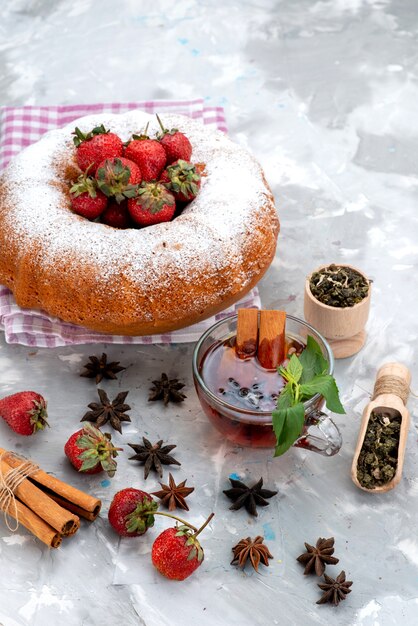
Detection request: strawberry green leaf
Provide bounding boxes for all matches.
[80,457,99,471]
[126,518,146,534]
[197,545,204,562]
[76,434,95,449]
[299,375,345,414]
[78,449,98,460]
[101,457,117,477]
[187,546,197,561]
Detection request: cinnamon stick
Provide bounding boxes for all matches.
[0,498,62,548]
[257,310,286,369]
[44,493,99,522]
[236,309,259,359]
[0,458,79,536]
[0,449,101,521]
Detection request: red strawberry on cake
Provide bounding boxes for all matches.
[96,157,141,204]
[160,159,201,203]
[156,115,192,164]
[101,201,132,229]
[73,124,123,173]
[128,181,176,226]
[70,170,108,220]
[124,124,167,181]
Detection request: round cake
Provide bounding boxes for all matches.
[0,111,279,335]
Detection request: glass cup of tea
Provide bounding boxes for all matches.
[192,313,342,456]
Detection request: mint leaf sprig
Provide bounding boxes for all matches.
[272,336,345,457]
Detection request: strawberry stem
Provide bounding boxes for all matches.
[155,114,166,134]
[149,510,198,531]
[142,510,215,535]
[193,512,214,538]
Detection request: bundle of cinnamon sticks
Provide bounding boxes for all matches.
[0,447,101,548]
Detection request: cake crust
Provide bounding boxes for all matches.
[0,111,279,335]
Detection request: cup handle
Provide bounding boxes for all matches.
[293,410,342,456]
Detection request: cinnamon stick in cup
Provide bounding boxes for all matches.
[0,449,101,521]
[257,310,286,369]
[0,457,79,536]
[236,309,259,359]
[0,498,62,548]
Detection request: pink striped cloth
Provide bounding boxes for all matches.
[0,99,260,347]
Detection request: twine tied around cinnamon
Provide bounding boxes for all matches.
[0,452,40,531]
[372,375,410,405]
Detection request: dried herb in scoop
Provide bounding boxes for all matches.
[356,410,401,489]
[272,336,345,457]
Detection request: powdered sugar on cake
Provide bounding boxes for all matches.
[0,111,278,330]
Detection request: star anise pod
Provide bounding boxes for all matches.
[296,537,339,576]
[231,536,273,572]
[148,372,186,405]
[128,437,181,479]
[80,353,126,384]
[81,389,131,434]
[317,570,353,605]
[223,477,277,517]
[152,473,194,510]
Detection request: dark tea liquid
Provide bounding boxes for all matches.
[197,335,305,447]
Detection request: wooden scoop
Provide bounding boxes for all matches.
[236,309,286,369]
[351,362,411,493]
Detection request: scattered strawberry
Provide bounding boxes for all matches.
[128,181,175,226]
[73,125,123,173]
[156,115,192,165]
[108,488,158,537]
[151,513,214,581]
[64,423,121,476]
[101,201,132,228]
[160,160,201,203]
[96,157,141,204]
[0,391,48,436]
[152,526,203,580]
[70,170,107,220]
[124,124,167,182]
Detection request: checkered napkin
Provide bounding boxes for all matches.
[0,99,260,347]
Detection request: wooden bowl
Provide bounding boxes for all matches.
[304,264,371,359]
